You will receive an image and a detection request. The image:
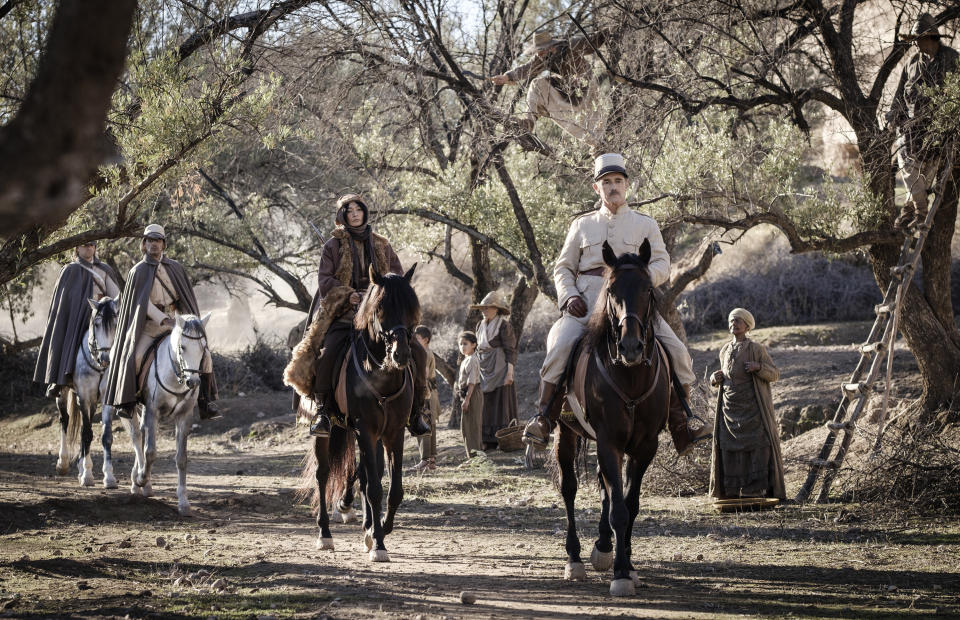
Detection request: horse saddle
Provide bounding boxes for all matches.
[137,334,169,394]
[560,338,597,440]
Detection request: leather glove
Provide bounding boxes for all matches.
[566,296,588,318]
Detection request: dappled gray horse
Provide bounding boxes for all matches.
[119,313,210,515]
[55,297,119,488]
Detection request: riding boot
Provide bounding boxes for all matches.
[407,401,432,437]
[46,384,62,399]
[114,404,134,420]
[522,381,562,448]
[309,393,332,438]
[197,375,221,420]
[668,385,712,457]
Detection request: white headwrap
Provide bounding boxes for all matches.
[728,308,756,331]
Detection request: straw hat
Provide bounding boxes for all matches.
[525,31,557,55]
[469,291,511,315]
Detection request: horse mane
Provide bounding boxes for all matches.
[354,273,422,332]
[181,316,206,338]
[96,297,118,326]
[585,252,661,351]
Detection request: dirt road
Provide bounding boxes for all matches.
[1,337,958,618]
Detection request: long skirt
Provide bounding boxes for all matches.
[481,383,518,447]
[460,391,484,457]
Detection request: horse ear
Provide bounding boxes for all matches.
[403,263,417,282]
[602,241,617,267]
[638,238,651,264]
[200,312,212,328]
[369,264,384,286]
[87,298,98,311]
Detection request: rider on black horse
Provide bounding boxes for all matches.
[294,194,431,438]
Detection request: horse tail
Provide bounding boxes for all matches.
[326,426,355,507]
[65,388,81,457]
[296,438,319,507]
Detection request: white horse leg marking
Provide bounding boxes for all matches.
[368,549,390,562]
[316,535,335,551]
[565,562,587,581]
[78,453,94,487]
[609,578,635,597]
[174,415,191,516]
[123,414,144,495]
[56,425,70,476]
[139,400,157,496]
[340,508,357,524]
[591,543,614,572]
[101,405,118,489]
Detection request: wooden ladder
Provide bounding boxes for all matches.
[794,148,955,504]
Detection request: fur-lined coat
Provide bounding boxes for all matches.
[284,227,402,397]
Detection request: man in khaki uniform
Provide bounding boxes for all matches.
[523,153,710,454]
[105,224,219,419]
[886,13,959,229]
[490,31,606,150]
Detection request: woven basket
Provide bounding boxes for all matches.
[495,419,524,452]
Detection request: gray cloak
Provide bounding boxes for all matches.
[33,259,118,386]
[104,255,217,407]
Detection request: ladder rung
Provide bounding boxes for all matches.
[842,382,871,396]
[875,303,894,316]
[826,421,852,431]
[860,341,885,355]
[891,264,913,279]
[810,458,840,469]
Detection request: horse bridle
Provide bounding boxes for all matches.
[156,328,207,396]
[605,266,657,367]
[83,313,110,372]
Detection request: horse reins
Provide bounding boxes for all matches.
[597,264,665,416]
[155,328,207,396]
[593,341,668,417]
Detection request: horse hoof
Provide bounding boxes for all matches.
[78,473,94,487]
[316,536,335,551]
[590,544,614,572]
[141,483,153,497]
[178,502,191,516]
[610,578,635,597]
[340,508,357,524]
[363,532,374,552]
[564,562,587,581]
[368,549,390,562]
[103,476,118,490]
[55,461,70,476]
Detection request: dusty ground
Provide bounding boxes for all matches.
[1,325,958,619]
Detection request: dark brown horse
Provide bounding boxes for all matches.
[306,264,419,561]
[555,239,671,596]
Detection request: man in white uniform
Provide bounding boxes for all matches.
[523,153,710,455]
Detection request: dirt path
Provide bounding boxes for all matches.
[0,342,957,618]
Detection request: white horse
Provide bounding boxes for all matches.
[55,297,119,488]
[122,313,210,516]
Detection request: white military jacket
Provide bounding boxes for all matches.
[554,204,670,310]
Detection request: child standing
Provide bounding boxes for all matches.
[413,326,441,472]
[456,331,483,458]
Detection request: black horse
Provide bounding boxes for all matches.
[555,240,671,596]
[305,264,419,561]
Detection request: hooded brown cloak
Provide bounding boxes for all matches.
[104,255,217,407]
[34,259,118,386]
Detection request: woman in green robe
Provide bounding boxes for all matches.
[709,308,786,499]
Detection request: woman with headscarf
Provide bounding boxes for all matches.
[285,194,430,438]
[709,308,786,500]
[469,292,519,450]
